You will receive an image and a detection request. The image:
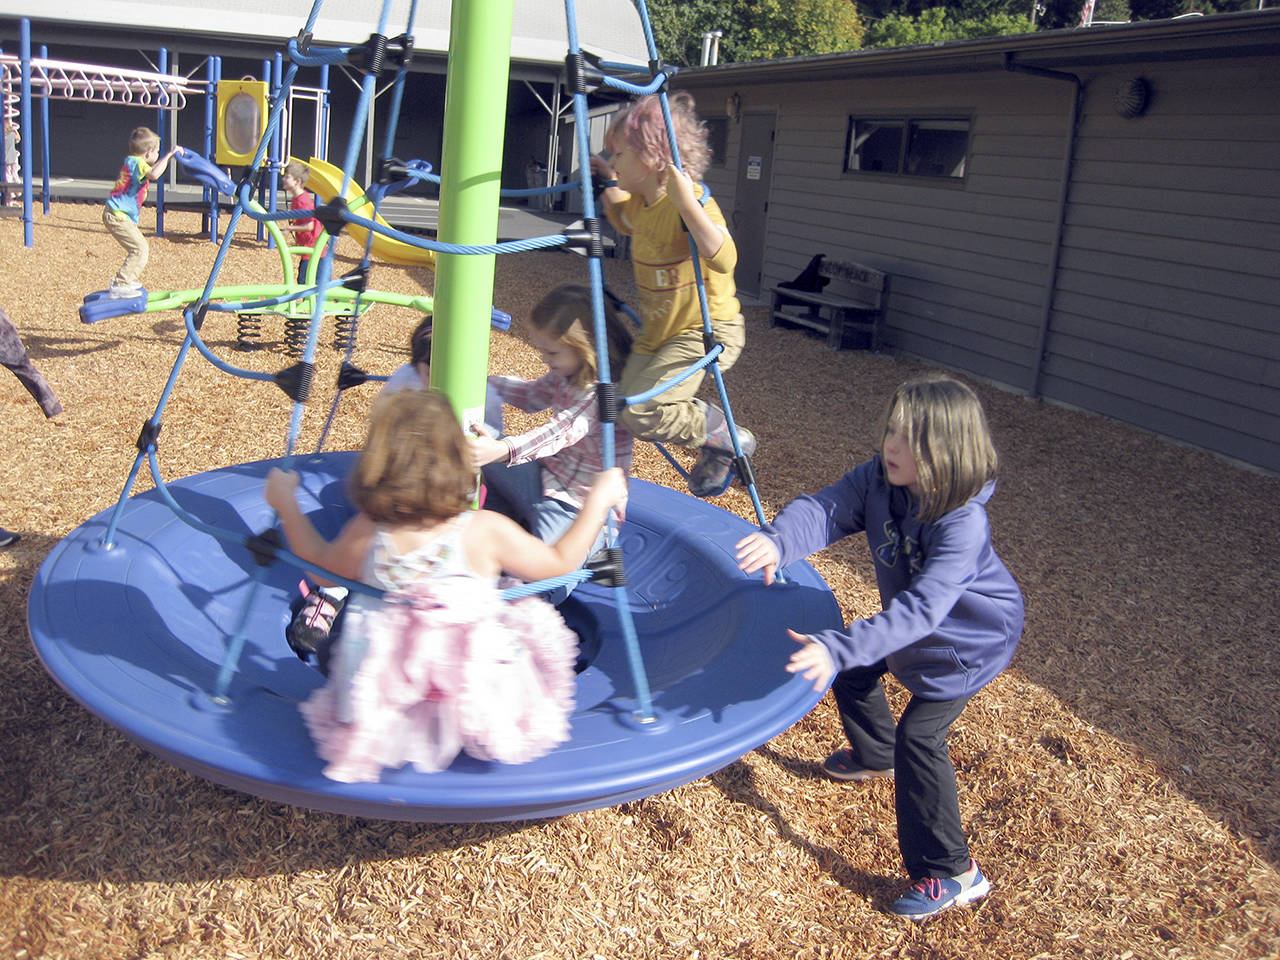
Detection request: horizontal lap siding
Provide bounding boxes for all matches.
[723,73,1069,390]
[1042,56,1280,471]
[681,49,1278,473]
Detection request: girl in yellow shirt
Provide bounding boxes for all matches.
[591,92,754,498]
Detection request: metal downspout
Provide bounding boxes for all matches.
[1004,53,1081,399]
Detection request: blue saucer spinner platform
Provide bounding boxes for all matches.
[28,453,842,822]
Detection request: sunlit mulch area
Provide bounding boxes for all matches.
[1,203,1278,959]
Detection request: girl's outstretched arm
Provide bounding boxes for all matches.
[470,433,511,469]
[735,532,780,585]
[786,630,836,691]
[477,468,627,582]
[264,467,373,584]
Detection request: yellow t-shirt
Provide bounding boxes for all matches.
[606,187,740,356]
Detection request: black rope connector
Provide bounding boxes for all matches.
[586,546,627,588]
[388,32,414,69]
[563,218,604,258]
[375,156,412,186]
[351,33,388,75]
[249,164,269,195]
[338,265,369,293]
[274,361,315,404]
[703,331,721,356]
[565,51,605,95]
[561,228,592,253]
[234,166,258,199]
[596,381,623,424]
[135,419,161,454]
[314,197,347,238]
[350,32,411,73]
[584,216,605,259]
[565,52,584,92]
[337,362,369,391]
[734,452,757,491]
[293,30,313,56]
[649,59,669,80]
[192,301,209,332]
[245,527,284,567]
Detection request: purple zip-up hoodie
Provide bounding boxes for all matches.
[762,456,1023,700]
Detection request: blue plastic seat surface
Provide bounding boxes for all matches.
[28,453,842,822]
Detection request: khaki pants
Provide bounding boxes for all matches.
[618,313,745,447]
[102,207,149,286]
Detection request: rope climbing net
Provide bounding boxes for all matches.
[96,0,767,726]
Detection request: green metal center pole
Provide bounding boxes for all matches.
[429,0,515,432]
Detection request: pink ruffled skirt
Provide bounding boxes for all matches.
[299,577,577,783]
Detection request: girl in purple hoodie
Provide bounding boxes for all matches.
[736,374,1023,920]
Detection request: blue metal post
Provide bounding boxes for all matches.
[267,51,283,251]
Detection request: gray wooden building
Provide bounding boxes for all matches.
[672,10,1280,474]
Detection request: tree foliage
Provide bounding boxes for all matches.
[636,0,1263,65]
[1039,0,1254,28]
[1128,0,1185,17]
[639,0,863,66]
[734,0,865,60]
[858,0,1030,19]
[864,6,1033,46]
[1093,0,1133,22]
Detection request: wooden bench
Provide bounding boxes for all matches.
[770,257,888,351]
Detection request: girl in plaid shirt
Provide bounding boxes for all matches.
[471,284,634,604]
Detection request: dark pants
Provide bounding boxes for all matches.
[832,661,972,879]
[0,305,62,418]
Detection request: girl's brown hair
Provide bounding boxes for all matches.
[348,390,474,525]
[878,374,999,523]
[528,283,633,388]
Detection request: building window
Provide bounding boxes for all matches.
[845,116,969,180]
[704,117,728,168]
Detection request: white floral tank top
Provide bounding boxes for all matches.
[363,511,487,591]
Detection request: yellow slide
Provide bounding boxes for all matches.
[301,156,436,268]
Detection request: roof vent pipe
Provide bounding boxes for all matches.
[700,31,723,67]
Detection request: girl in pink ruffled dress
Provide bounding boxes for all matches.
[265,389,628,783]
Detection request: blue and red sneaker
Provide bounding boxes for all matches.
[889,859,991,920]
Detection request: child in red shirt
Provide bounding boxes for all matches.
[281,159,322,284]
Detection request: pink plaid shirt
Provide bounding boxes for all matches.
[489,373,634,508]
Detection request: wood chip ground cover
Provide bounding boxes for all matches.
[1,204,1277,959]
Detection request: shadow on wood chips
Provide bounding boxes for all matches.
[0,204,1277,960]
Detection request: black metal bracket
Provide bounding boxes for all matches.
[136,420,161,454]
[314,197,347,238]
[337,362,369,390]
[274,361,315,403]
[246,527,284,567]
[596,381,623,424]
[587,546,627,588]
